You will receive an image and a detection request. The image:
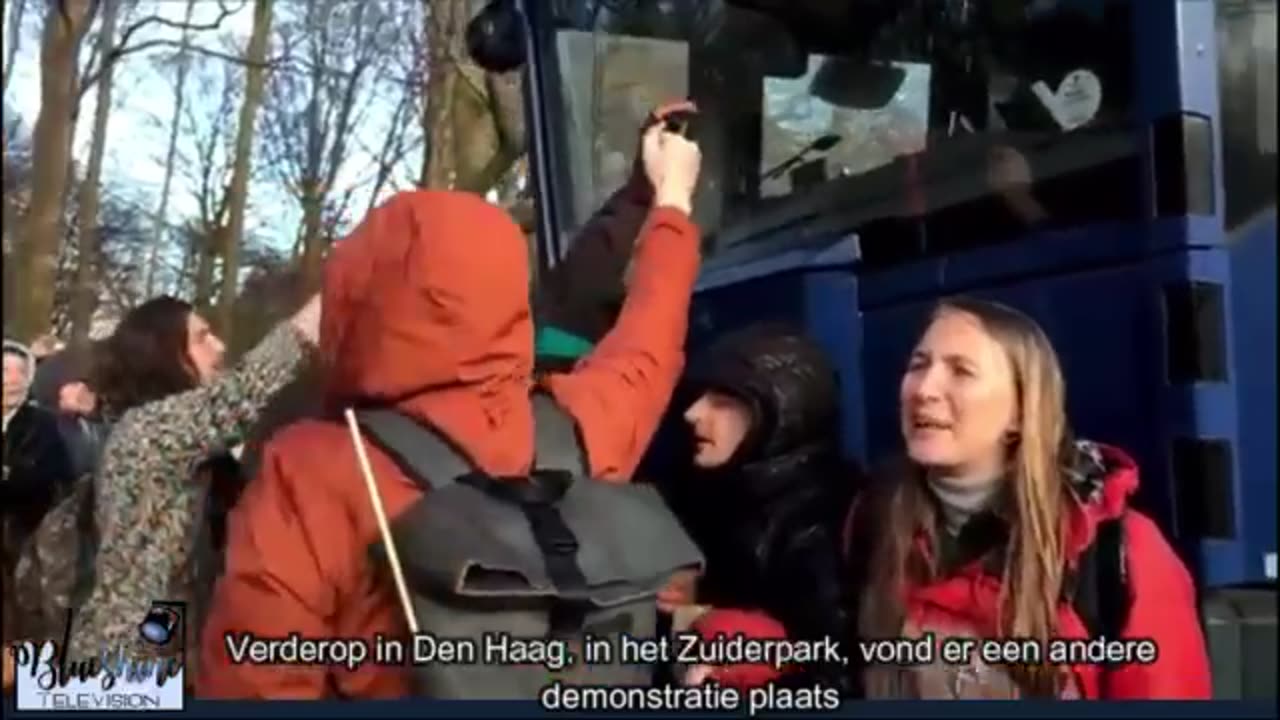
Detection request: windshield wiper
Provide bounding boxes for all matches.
[760,133,842,183]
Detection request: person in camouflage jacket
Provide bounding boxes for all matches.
[12,294,321,673]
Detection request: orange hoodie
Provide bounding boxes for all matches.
[197,191,701,698]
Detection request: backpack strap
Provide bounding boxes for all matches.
[1092,517,1129,640]
[70,420,113,612]
[1071,517,1129,643]
[355,392,587,489]
[530,391,587,477]
[353,409,472,491]
[70,472,100,610]
[524,391,592,635]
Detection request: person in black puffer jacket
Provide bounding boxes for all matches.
[659,324,861,694]
[3,341,75,537]
[3,340,75,644]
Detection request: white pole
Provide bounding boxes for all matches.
[343,409,420,634]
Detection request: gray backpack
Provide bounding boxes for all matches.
[356,392,704,699]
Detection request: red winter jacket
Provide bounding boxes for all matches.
[690,609,788,689]
[696,442,1213,699]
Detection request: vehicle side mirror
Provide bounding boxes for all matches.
[467,0,527,73]
[810,57,906,109]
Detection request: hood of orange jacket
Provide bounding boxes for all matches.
[319,190,537,474]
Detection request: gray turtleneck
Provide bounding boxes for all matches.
[927,475,1002,536]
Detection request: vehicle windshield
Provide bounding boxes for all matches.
[543,0,1140,262]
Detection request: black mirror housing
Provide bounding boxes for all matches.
[467,0,527,73]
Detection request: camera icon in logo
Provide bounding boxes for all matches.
[138,602,183,646]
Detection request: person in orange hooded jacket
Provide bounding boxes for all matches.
[197,123,703,698]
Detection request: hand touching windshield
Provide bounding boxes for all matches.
[645,126,702,216]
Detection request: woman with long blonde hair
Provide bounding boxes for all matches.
[844,297,1210,698]
[683,297,1212,699]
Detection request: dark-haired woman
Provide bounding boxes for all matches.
[62,294,321,663]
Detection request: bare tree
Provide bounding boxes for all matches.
[352,0,426,216]
[10,0,97,342]
[2,115,33,331]
[420,0,464,189]
[143,0,199,300]
[260,0,399,294]
[9,0,249,341]
[54,186,151,338]
[359,85,421,216]
[69,0,122,352]
[213,0,275,342]
[171,54,240,305]
[75,0,244,103]
[4,112,151,338]
[89,202,150,331]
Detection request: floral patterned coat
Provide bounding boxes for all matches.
[13,323,312,670]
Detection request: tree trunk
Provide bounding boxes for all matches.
[458,68,525,193]
[297,0,329,295]
[420,0,466,189]
[192,228,217,311]
[418,0,525,195]
[11,0,97,342]
[70,0,121,351]
[144,0,197,300]
[298,191,325,292]
[214,0,274,343]
[178,232,196,299]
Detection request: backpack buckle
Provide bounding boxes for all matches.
[523,504,587,598]
[529,508,579,556]
[548,533,579,556]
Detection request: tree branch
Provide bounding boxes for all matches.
[321,26,378,193]
[357,61,419,196]
[79,0,244,100]
[119,0,244,39]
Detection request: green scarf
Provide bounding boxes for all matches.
[534,326,594,360]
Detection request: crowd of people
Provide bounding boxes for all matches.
[3,102,1212,700]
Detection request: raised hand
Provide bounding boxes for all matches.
[289,293,322,347]
[645,130,702,215]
